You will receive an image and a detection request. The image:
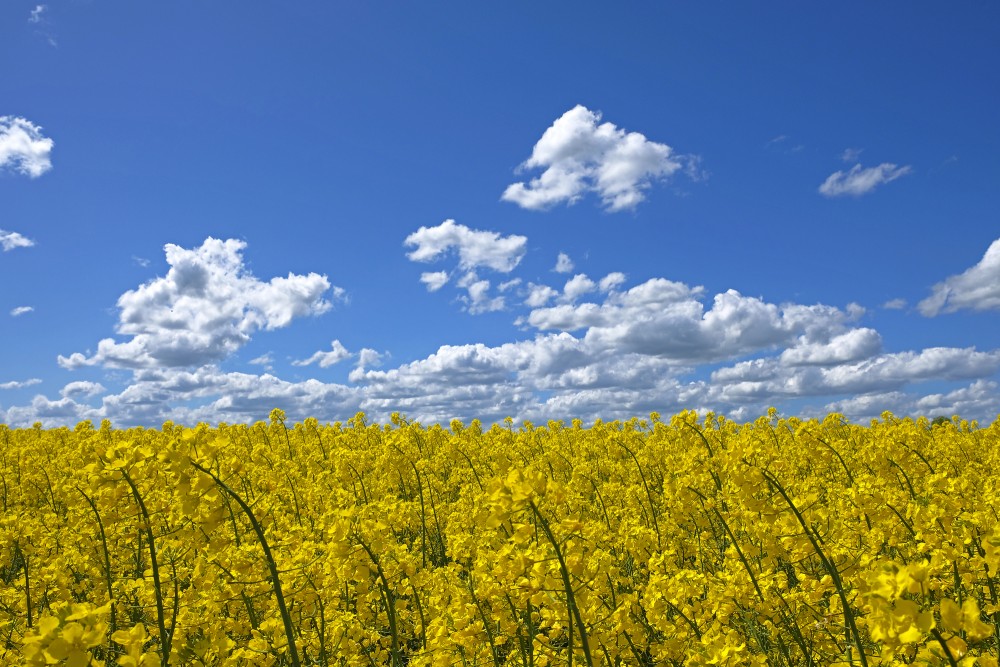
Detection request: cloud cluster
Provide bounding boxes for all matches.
[406,220,528,314]
[58,237,339,369]
[502,105,688,211]
[819,162,911,197]
[919,238,1000,316]
[0,117,53,178]
[13,232,996,428]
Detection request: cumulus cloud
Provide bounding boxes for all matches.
[561,274,597,303]
[293,340,351,368]
[60,381,105,399]
[419,271,450,292]
[10,306,34,317]
[348,348,388,382]
[528,277,858,363]
[405,219,526,272]
[1,229,36,252]
[29,5,46,23]
[779,328,883,365]
[819,162,911,197]
[554,252,574,273]
[0,378,42,390]
[58,237,339,370]
[0,117,54,178]
[502,105,691,211]
[918,238,1000,316]
[598,272,626,292]
[524,283,558,308]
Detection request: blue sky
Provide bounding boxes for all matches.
[2,2,998,426]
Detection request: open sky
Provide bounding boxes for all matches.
[2,2,998,427]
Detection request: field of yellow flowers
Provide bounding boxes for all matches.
[2,409,999,666]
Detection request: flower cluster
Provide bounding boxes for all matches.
[0,409,998,666]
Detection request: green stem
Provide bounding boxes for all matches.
[191,461,301,667]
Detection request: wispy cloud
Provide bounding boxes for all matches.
[0,378,42,390]
[0,117,54,178]
[840,147,863,163]
[27,5,57,47]
[502,105,696,212]
[10,306,34,317]
[819,162,911,197]
[765,135,804,153]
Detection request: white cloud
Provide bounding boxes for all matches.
[554,252,574,273]
[28,5,46,23]
[10,306,34,317]
[0,378,42,390]
[883,298,907,310]
[712,347,1000,400]
[6,243,1000,426]
[912,380,1000,420]
[1,229,36,251]
[419,271,450,292]
[561,274,597,303]
[524,283,558,308]
[457,272,505,314]
[132,255,151,268]
[526,278,877,368]
[0,117,54,178]
[293,340,351,368]
[248,353,274,371]
[819,162,912,197]
[348,348,387,382]
[405,219,526,272]
[598,272,626,292]
[498,278,521,292]
[406,221,527,314]
[779,328,883,366]
[58,237,339,370]
[827,380,999,424]
[840,147,863,163]
[61,381,105,399]
[918,238,1000,316]
[502,105,688,211]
